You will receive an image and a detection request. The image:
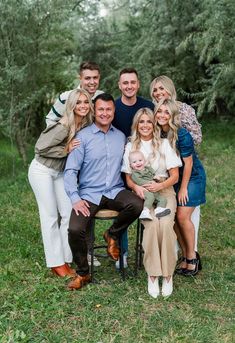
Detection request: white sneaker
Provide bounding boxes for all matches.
[148,276,160,298]
[154,207,171,218]
[87,254,101,267]
[139,208,153,220]
[115,253,128,269]
[162,276,173,297]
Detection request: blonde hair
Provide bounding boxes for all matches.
[150,75,177,105]
[61,88,94,151]
[154,99,180,152]
[130,108,161,162]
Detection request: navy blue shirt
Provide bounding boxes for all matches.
[113,96,155,138]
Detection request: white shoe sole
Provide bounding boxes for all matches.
[162,277,173,297]
[155,209,171,218]
[148,277,159,298]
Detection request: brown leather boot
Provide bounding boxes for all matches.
[51,264,70,277]
[65,264,77,277]
[67,274,91,290]
[103,230,119,261]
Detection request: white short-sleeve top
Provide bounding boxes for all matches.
[121,139,182,178]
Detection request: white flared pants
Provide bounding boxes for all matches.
[28,159,72,267]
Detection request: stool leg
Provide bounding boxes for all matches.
[119,233,125,281]
[135,219,140,276]
[139,223,144,268]
[90,218,95,283]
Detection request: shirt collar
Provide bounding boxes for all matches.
[91,123,115,134]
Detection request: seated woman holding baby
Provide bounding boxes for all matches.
[122,108,182,298]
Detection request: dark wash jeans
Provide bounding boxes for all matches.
[68,189,143,276]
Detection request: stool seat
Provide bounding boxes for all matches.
[95,209,119,219]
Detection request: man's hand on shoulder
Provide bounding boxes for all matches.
[73,200,90,217]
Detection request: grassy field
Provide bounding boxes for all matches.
[0,119,234,343]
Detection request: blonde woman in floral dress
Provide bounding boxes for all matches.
[150,75,202,260]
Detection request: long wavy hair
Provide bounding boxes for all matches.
[60,88,94,151]
[150,75,177,105]
[130,108,161,162]
[154,99,180,153]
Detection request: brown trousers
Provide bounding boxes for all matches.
[142,186,177,277]
[68,190,143,276]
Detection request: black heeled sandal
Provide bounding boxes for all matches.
[196,251,202,271]
[182,257,199,276]
[175,256,187,275]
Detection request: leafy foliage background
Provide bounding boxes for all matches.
[0,0,234,160]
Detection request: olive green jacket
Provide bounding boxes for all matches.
[35,123,69,171]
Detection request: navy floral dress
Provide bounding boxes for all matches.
[174,128,206,207]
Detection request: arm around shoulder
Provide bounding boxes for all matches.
[179,102,202,145]
[45,90,71,125]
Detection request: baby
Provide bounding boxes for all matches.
[129,150,171,220]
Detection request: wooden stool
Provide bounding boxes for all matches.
[90,209,126,282]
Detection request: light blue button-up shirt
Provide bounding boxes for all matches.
[64,123,126,205]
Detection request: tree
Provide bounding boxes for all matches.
[0,0,82,162]
[184,0,235,115]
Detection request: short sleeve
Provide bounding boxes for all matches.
[177,128,194,158]
[121,142,132,173]
[179,102,202,145]
[162,139,182,170]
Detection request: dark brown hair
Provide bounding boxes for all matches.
[79,61,100,74]
[119,67,138,78]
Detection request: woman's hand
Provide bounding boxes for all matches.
[178,187,189,206]
[133,184,146,199]
[68,138,80,152]
[143,181,162,193]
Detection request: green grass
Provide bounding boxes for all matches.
[0,119,234,343]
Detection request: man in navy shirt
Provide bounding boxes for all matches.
[113,68,154,265]
[113,68,154,137]
[64,93,143,290]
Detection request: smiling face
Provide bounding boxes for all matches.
[80,69,100,96]
[155,104,171,131]
[94,99,115,131]
[152,81,170,102]
[74,93,90,118]
[129,151,146,171]
[118,72,140,100]
[137,113,154,141]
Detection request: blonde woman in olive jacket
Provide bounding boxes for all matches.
[28,89,93,277]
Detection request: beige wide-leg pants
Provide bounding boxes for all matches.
[142,186,177,277]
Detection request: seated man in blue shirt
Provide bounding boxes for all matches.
[64,93,143,290]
